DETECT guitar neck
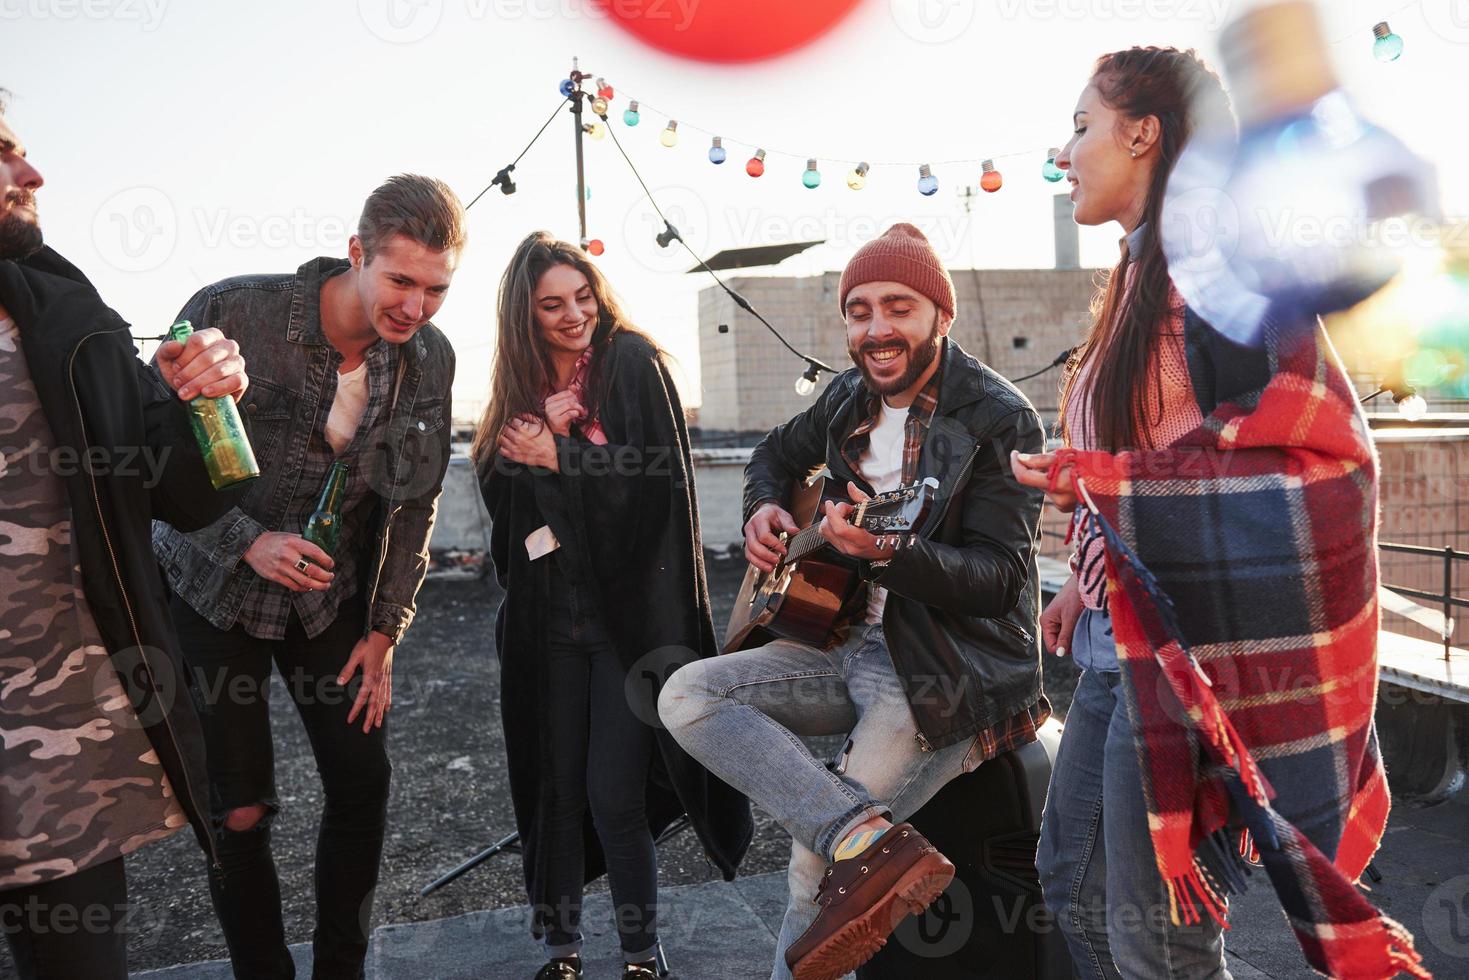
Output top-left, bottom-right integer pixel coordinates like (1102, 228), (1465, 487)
(784, 525), (830, 565)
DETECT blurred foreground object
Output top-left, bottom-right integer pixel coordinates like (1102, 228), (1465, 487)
(1162, 0), (1439, 346)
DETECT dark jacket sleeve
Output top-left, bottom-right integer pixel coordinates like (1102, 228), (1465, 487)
(869, 406), (1045, 617)
(136, 345), (243, 532)
(369, 357), (456, 644)
(742, 373), (851, 526)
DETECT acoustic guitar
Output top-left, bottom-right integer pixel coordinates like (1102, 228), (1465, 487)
(723, 475), (939, 654)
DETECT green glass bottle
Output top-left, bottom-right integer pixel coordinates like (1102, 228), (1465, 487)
(303, 461), (349, 557)
(166, 319), (260, 490)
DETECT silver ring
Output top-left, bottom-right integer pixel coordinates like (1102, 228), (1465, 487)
(295, 558), (310, 573)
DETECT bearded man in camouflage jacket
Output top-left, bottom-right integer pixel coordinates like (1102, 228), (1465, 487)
(0, 91), (252, 980)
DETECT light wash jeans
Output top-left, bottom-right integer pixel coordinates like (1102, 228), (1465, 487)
(658, 624), (980, 980)
(1036, 609), (1232, 980)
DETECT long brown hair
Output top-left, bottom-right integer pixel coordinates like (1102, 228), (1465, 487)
(470, 231), (660, 466)
(1057, 47), (1233, 451)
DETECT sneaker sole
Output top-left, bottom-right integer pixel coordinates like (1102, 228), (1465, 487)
(789, 852), (956, 980)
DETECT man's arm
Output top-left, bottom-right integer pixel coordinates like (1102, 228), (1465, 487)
(368, 370), (455, 643)
(868, 407), (1045, 617)
(743, 373), (850, 525)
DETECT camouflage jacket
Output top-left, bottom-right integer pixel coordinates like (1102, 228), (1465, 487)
(0, 247), (240, 873)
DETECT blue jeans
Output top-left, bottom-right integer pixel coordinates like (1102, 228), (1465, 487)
(658, 624), (981, 980)
(1036, 610), (1231, 980)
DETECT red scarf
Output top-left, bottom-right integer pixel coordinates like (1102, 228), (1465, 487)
(544, 346), (607, 445)
(1053, 319), (1427, 980)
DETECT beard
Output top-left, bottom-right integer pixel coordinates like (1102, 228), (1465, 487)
(849, 312), (943, 397)
(0, 192), (43, 261)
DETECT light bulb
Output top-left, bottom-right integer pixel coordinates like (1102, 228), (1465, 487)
(623, 101), (640, 126)
(559, 78), (575, 98)
(795, 364), (820, 396)
(802, 159), (821, 189)
(591, 96), (609, 116)
(917, 164), (938, 197)
(747, 149), (766, 178)
(708, 136), (727, 165)
(596, 78), (614, 100)
(1372, 22), (1403, 63)
(660, 120), (679, 148)
(1397, 392), (1427, 420)
(980, 159), (1003, 192)
(584, 123), (605, 141)
(586, 239), (605, 256)
(847, 162), (870, 190)
(1161, 2), (1438, 346)
(1042, 148), (1065, 182)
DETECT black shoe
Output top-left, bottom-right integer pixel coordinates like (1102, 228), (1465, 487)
(622, 963), (660, 980)
(535, 958), (583, 980)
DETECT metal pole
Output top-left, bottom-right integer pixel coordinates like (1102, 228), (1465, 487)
(570, 59), (589, 245)
(1445, 546), (1454, 662)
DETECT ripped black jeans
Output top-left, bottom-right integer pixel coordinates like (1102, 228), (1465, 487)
(170, 591), (390, 980)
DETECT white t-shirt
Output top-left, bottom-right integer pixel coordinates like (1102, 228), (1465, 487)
(325, 361), (369, 455)
(0, 317), (15, 351)
(855, 399), (908, 625)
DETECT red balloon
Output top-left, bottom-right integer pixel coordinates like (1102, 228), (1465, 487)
(593, 0), (864, 63)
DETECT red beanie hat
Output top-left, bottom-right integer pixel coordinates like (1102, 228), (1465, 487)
(838, 222), (956, 318)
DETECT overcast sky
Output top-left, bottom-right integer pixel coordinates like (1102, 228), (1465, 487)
(5, 0), (1463, 415)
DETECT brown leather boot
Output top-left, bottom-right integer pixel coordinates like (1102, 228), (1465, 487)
(783, 823), (955, 980)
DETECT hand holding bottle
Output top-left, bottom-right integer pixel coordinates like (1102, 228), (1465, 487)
(243, 532), (335, 593)
(156, 326), (248, 402)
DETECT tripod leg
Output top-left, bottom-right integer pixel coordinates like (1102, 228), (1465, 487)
(419, 831), (523, 897)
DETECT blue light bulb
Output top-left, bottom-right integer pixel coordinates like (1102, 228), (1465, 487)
(1042, 148), (1064, 183)
(623, 100), (640, 126)
(917, 164), (938, 196)
(1372, 22), (1403, 62)
(709, 137), (727, 164)
(559, 78), (575, 98)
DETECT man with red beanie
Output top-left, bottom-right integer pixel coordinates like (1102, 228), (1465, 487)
(660, 223), (1048, 980)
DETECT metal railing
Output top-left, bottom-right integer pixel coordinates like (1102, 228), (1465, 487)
(1379, 541), (1469, 661)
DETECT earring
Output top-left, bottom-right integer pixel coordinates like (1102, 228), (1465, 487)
(1131, 149), (1138, 158)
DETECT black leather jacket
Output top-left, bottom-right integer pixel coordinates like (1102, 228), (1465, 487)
(743, 339), (1046, 750)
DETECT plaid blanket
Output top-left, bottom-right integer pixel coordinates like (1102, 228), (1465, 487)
(1053, 317), (1428, 979)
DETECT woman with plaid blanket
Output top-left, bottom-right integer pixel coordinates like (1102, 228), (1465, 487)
(1010, 47), (1427, 980)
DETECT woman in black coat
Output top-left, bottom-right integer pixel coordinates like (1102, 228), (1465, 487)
(474, 232), (753, 980)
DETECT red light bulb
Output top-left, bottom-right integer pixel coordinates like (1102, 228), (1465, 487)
(746, 148), (767, 177)
(587, 239), (605, 256)
(980, 159), (1003, 193)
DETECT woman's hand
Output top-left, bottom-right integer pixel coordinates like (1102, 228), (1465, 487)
(1042, 573), (1084, 656)
(543, 390), (587, 438)
(1010, 450), (1077, 512)
(497, 414), (559, 472)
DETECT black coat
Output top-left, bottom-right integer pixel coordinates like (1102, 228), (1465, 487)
(0, 247), (243, 865)
(480, 331), (753, 936)
(744, 339), (1047, 749)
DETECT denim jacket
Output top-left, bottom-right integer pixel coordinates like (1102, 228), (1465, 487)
(152, 257), (455, 643)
